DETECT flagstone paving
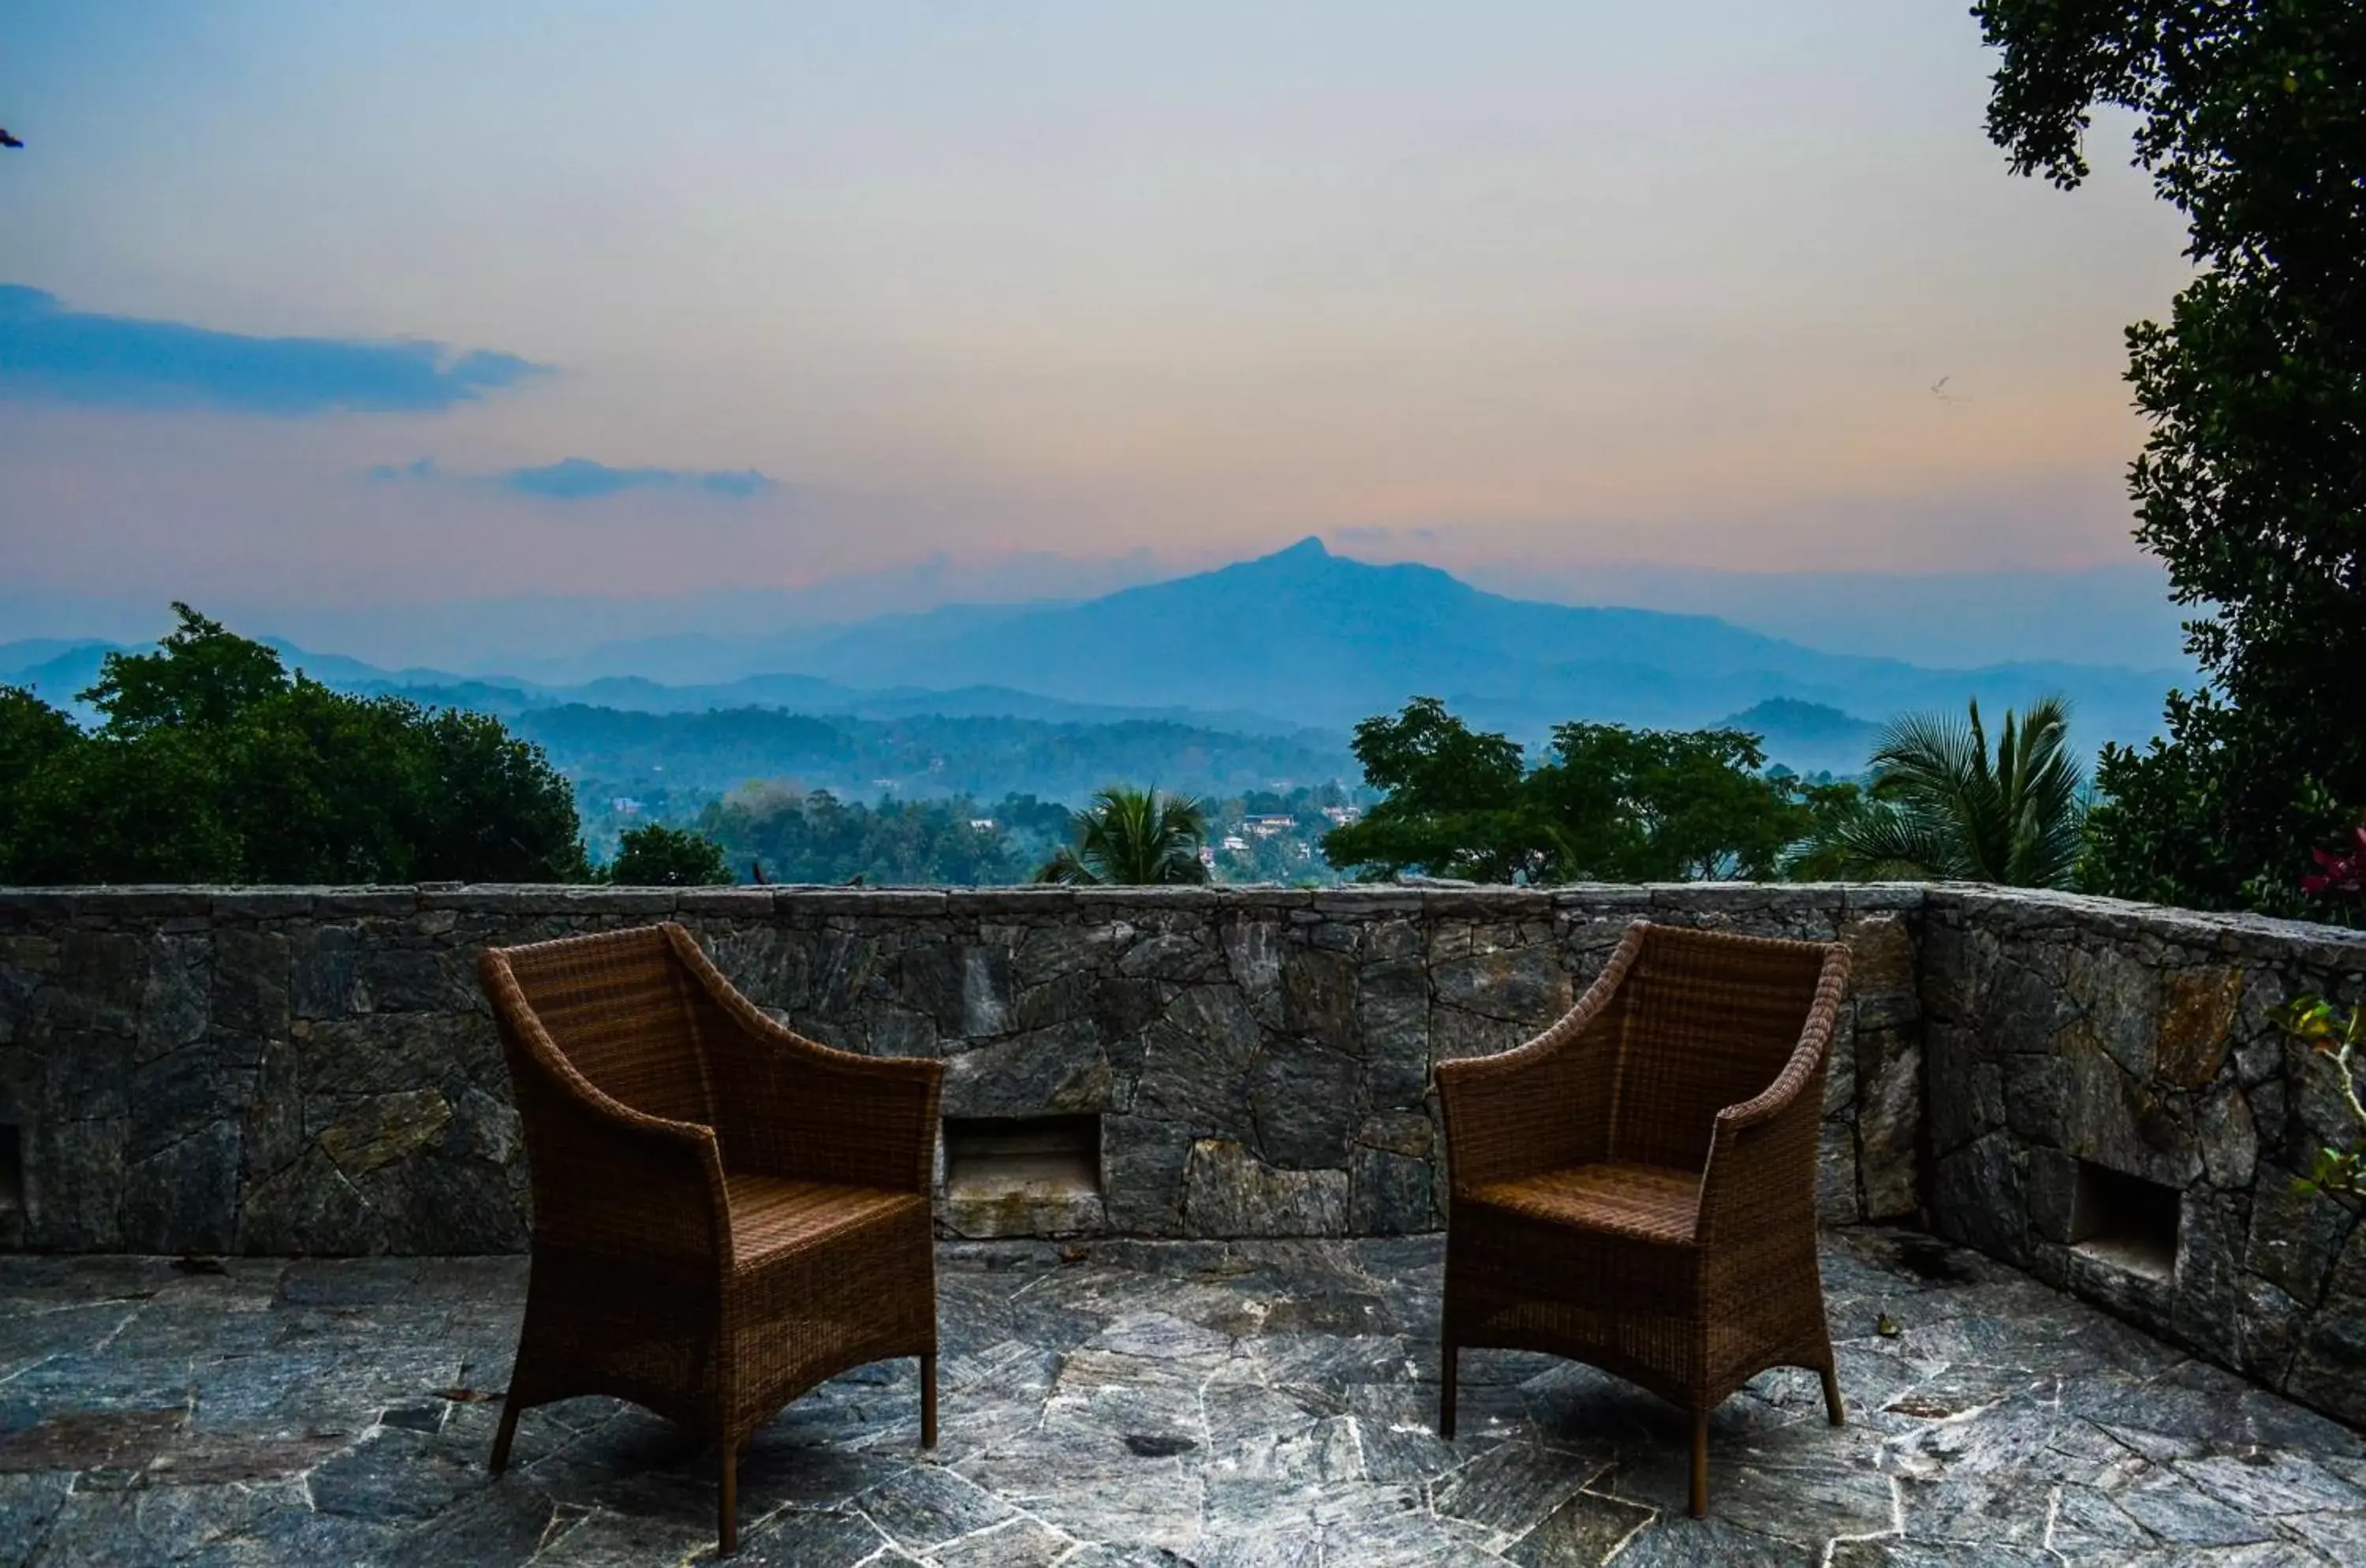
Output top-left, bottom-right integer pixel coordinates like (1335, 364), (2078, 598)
(3, 1227), (2364, 1566)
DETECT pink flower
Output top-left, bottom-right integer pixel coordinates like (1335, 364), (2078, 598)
(2303, 818), (2366, 897)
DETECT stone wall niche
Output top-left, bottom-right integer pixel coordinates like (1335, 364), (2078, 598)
(0, 1123), (21, 1241)
(940, 1114), (1103, 1240)
(2068, 1159), (2180, 1283)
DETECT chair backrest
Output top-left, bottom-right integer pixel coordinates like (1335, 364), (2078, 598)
(486, 924), (716, 1128)
(1606, 924), (1840, 1171)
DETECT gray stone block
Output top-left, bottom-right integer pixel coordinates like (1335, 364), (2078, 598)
(1132, 986), (1261, 1131)
(1179, 1139), (1347, 1238)
(1247, 1043), (1360, 1170)
(1349, 1147), (1435, 1235)
(941, 1022), (1111, 1118)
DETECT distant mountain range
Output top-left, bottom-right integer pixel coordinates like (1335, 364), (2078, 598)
(2, 538), (2187, 784)
(664, 538), (2181, 750)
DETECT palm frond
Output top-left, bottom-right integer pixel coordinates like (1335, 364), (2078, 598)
(1844, 693), (2084, 889)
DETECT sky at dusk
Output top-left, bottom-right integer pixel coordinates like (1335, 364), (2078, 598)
(2, 2), (2197, 649)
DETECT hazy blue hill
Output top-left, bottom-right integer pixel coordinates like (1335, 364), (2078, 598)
(1715, 699), (1883, 776)
(8, 539), (2181, 762)
(1, 642), (127, 715)
(329, 664), (1313, 736)
(0, 638), (126, 678)
(771, 538), (2181, 752)
(547, 599), (1073, 686)
(511, 705), (1353, 804)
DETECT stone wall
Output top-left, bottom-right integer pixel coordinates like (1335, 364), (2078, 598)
(0, 883), (1921, 1257)
(9, 880), (2362, 1423)
(1923, 887), (2366, 1428)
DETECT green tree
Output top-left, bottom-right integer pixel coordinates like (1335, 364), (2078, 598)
(697, 785), (1024, 885)
(1320, 698), (1546, 882)
(1808, 696), (2085, 887)
(403, 706), (590, 882)
(1323, 699), (1819, 883)
(0, 685), (82, 872)
(0, 606), (588, 885)
(1528, 723), (1808, 881)
(607, 823), (733, 886)
(1976, 2), (2366, 913)
(1036, 786), (1209, 886)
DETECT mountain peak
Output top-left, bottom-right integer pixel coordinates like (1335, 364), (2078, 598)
(1270, 536), (1330, 562)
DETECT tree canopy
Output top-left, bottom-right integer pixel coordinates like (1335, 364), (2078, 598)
(1975, 1), (2366, 915)
(606, 823), (733, 887)
(1321, 698), (1847, 884)
(697, 784), (1028, 887)
(0, 606), (587, 885)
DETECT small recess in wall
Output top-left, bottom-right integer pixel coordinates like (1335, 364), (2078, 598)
(943, 1115), (1100, 1203)
(2069, 1159), (2180, 1282)
(0, 1124), (21, 1217)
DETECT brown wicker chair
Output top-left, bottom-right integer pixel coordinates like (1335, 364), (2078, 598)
(1435, 920), (1851, 1517)
(477, 923), (943, 1556)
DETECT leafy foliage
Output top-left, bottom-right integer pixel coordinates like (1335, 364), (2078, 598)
(1807, 696), (2085, 887)
(1036, 786), (1210, 886)
(2269, 995), (2366, 1199)
(0, 606), (588, 885)
(1322, 698), (1834, 883)
(1320, 699), (1540, 883)
(696, 784), (1028, 886)
(606, 823), (732, 887)
(1529, 723), (1823, 882)
(0, 685), (80, 873)
(1976, 2), (2366, 914)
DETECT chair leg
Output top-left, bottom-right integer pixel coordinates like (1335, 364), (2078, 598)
(488, 1394), (521, 1477)
(1689, 1409), (1709, 1518)
(1438, 1339), (1457, 1439)
(1819, 1361), (1846, 1427)
(718, 1436), (739, 1558)
(921, 1353), (939, 1450)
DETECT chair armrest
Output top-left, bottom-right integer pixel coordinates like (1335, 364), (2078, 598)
(1695, 950), (1849, 1245)
(1437, 925), (1646, 1193)
(668, 929), (944, 1194)
(494, 1000), (730, 1279)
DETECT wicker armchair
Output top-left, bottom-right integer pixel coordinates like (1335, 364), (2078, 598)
(477, 923), (943, 1556)
(1435, 921), (1851, 1517)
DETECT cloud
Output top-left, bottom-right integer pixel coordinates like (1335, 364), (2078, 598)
(0, 283), (547, 414)
(501, 457), (778, 501)
(364, 454), (779, 502)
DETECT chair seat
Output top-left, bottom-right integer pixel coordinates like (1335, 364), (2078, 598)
(722, 1174), (929, 1271)
(1465, 1161), (1702, 1245)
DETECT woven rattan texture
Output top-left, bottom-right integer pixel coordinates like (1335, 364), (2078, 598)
(1436, 920), (1851, 1512)
(477, 922), (943, 1553)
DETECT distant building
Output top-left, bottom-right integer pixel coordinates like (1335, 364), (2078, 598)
(970, 818), (996, 831)
(610, 797), (644, 816)
(1247, 814), (1295, 838)
(1197, 846), (1216, 868)
(1322, 805), (1360, 826)
(1222, 834), (1250, 853)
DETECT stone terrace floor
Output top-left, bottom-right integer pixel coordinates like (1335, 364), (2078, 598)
(4, 1230), (2364, 1567)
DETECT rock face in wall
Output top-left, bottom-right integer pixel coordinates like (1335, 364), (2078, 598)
(0, 883), (1914, 1256)
(1923, 887), (2366, 1430)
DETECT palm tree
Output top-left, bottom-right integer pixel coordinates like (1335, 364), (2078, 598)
(1809, 695), (2085, 887)
(1035, 786), (1210, 886)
